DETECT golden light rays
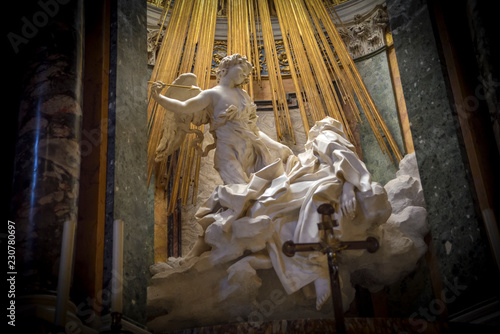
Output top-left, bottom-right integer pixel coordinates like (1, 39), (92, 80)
(147, 0), (403, 219)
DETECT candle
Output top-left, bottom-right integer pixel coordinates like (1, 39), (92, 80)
(112, 220), (124, 313)
(55, 220), (77, 327)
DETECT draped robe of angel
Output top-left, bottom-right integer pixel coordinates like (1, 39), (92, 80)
(150, 54), (391, 311)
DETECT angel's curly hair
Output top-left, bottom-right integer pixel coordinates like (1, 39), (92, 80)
(215, 54), (253, 87)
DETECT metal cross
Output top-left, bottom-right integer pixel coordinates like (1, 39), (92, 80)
(282, 203), (380, 334)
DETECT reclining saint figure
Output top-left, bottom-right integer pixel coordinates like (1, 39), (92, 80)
(150, 54), (392, 311)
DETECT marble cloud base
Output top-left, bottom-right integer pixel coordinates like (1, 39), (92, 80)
(147, 259), (335, 332)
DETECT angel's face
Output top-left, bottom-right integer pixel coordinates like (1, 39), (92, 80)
(227, 63), (250, 86)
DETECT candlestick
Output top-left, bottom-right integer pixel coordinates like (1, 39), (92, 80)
(55, 220), (77, 327)
(112, 220), (124, 313)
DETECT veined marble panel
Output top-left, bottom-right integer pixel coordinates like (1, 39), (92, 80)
(103, 0), (154, 325)
(354, 51), (404, 185)
(386, 0), (499, 317)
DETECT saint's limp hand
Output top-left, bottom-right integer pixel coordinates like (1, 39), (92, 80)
(340, 182), (356, 219)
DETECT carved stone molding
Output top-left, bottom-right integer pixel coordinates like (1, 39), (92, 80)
(146, 3), (391, 67)
(210, 40), (290, 76)
(338, 5), (390, 59)
(147, 28), (164, 66)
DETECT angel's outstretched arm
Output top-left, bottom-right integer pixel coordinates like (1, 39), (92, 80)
(151, 81), (212, 115)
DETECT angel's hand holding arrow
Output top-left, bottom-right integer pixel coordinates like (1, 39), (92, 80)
(150, 81), (167, 96)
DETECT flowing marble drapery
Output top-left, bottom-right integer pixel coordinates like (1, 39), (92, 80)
(195, 117), (391, 299)
(147, 118), (429, 332)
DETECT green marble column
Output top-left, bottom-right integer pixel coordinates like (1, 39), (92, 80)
(11, 0), (83, 296)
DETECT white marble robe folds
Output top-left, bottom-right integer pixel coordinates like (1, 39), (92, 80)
(195, 117), (392, 298)
(147, 117), (430, 332)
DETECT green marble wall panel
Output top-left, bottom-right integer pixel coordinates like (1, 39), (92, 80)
(104, 0), (154, 326)
(348, 49), (435, 319)
(355, 50), (405, 185)
(386, 0), (499, 321)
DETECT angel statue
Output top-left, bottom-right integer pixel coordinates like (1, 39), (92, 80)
(151, 53), (293, 184)
(149, 54), (392, 313)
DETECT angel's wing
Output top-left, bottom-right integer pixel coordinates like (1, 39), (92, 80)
(155, 73), (208, 162)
